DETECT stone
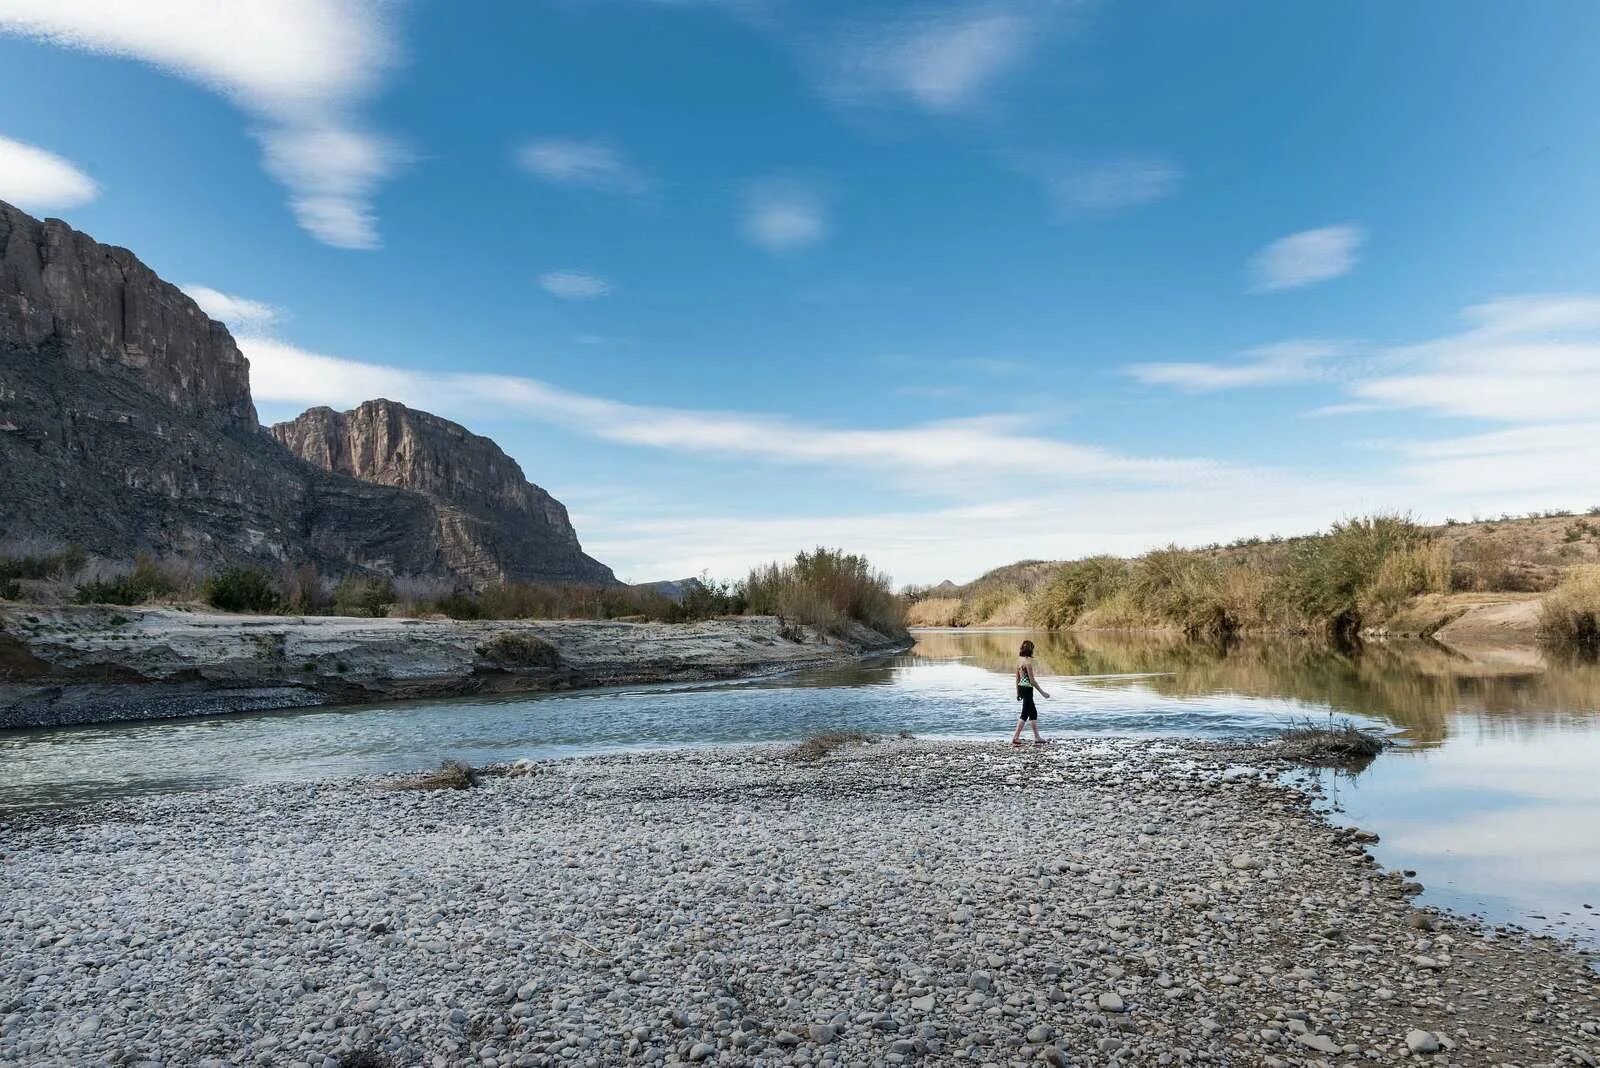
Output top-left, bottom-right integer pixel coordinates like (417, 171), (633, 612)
(1405, 1029), (1441, 1054)
(1097, 993), (1126, 1013)
(688, 1042), (715, 1061)
(1293, 1033), (1339, 1054)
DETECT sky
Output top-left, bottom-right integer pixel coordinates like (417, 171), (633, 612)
(2, 0), (1599, 586)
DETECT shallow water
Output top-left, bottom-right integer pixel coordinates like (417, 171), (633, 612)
(3, 628), (1598, 951)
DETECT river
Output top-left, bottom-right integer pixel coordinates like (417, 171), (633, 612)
(3, 627), (1597, 954)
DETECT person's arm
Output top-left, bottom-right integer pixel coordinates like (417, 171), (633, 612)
(1034, 665), (1050, 698)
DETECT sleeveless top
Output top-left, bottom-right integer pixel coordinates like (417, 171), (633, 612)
(1016, 657), (1034, 688)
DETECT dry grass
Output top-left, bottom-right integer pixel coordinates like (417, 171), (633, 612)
(1538, 568), (1600, 646)
(394, 759), (480, 791)
(1276, 720), (1387, 769)
(904, 597), (964, 628)
(786, 731), (877, 762)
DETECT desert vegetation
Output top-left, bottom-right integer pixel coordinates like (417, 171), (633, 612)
(0, 541), (906, 638)
(1538, 568), (1600, 646)
(910, 510), (1599, 641)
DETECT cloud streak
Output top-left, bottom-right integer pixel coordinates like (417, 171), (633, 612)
(1128, 341), (1342, 392)
(0, 1), (405, 248)
(823, 2), (1037, 113)
(0, 134), (98, 211)
(538, 270), (612, 300)
(1249, 224), (1365, 292)
(1052, 156), (1180, 214)
(516, 138), (649, 195)
(181, 284), (280, 330)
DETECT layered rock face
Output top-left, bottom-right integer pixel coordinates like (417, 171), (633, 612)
(0, 200), (614, 586)
(273, 402), (614, 585)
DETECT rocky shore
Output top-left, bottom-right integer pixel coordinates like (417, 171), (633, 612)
(2, 739), (1596, 1067)
(0, 606), (908, 729)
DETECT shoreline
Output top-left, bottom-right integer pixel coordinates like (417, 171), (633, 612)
(0, 605), (910, 731)
(2, 738), (1595, 1066)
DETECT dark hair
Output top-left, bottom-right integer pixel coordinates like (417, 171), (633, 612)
(1019, 640), (1035, 657)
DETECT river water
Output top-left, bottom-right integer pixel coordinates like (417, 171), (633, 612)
(3, 628), (1598, 953)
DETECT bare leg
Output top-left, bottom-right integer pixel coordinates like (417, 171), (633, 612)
(1011, 718), (1024, 745)
(1031, 718), (1045, 742)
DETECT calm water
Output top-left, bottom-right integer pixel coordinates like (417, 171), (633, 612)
(3, 629), (1598, 953)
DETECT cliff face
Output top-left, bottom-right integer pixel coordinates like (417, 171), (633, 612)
(273, 402), (614, 585)
(0, 200), (614, 587)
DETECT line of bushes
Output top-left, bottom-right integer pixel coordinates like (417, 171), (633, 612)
(913, 515), (1453, 639)
(1, 542), (905, 637)
(1538, 568), (1600, 646)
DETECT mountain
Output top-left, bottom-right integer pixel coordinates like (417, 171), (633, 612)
(0, 199), (613, 586)
(272, 401), (614, 585)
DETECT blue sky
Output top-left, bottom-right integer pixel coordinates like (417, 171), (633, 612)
(3, 1), (1599, 584)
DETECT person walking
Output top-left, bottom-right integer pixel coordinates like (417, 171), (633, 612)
(1011, 639), (1050, 746)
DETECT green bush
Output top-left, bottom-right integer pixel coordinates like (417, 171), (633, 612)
(0, 544), (86, 584)
(1275, 515), (1432, 634)
(204, 566), (283, 613)
(72, 554), (172, 606)
(1029, 556), (1129, 628)
(742, 547), (905, 637)
(1539, 569), (1600, 646)
(333, 576), (396, 618)
(0, 578), (19, 601)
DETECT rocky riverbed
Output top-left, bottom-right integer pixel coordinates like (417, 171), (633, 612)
(0, 606), (907, 729)
(2, 739), (1597, 1067)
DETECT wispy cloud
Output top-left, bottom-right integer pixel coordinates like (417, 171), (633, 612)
(0, 134), (98, 211)
(516, 138), (649, 195)
(742, 179), (828, 253)
(241, 334), (1230, 492)
(1341, 296), (1600, 422)
(0, 1), (405, 249)
(1249, 224), (1365, 292)
(538, 270), (611, 301)
(823, 2), (1039, 113)
(180, 284), (280, 330)
(1128, 341), (1343, 392)
(1052, 156), (1180, 214)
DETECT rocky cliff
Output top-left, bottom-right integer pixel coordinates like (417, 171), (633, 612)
(0, 200), (613, 586)
(273, 401), (614, 585)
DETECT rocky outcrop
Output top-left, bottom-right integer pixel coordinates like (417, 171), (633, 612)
(0, 605), (909, 728)
(272, 401), (613, 586)
(0, 200), (613, 585)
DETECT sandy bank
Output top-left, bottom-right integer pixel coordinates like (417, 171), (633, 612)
(0, 606), (908, 730)
(2, 739), (1596, 1067)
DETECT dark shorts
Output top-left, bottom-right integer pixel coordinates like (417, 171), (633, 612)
(1017, 686), (1038, 720)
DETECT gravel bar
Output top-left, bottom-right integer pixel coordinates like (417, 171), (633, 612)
(2, 739), (1597, 1067)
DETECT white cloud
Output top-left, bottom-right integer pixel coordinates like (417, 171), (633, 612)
(1128, 341), (1342, 392)
(1053, 157), (1180, 214)
(742, 180), (827, 253)
(0, 134), (98, 211)
(0, 1), (404, 248)
(1249, 224), (1365, 292)
(180, 284), (280, 330)
(538, 270), (611, 301)
(825, 2), (1035, 113)
(516, 138), (648, 195)
(1346, 295), (1600, 422)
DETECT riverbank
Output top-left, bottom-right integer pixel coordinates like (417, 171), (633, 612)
(3, 739), (1595, 1067)
(0, 606), (908, 729)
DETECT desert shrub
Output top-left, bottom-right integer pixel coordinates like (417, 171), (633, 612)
(1029, 556), (1129, 628)
(904, 597), (963, 628)
(1275, 515), (1432, 634)
(333, 576), (396, 618)
(1538, 569), (1600, 646)
(1359, 541), (1451, 620)
(742, 548), (904, 637)
(0, 578), (19, 600)
(475, 632), (562, 670)
(669, 576), (745, 622)
(0, 543), (87, 584)
(204, 566), (282, 613)
(1124, 547), (1233, 638)
(1457, 535), (1510, 592)
(279, 563), (331, 615)
(72, 553), (172, 606)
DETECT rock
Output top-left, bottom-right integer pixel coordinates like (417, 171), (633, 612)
(809, 1023), (837, 1044)
(1026, 1025), (1053, 1043)
(1294, 1033), (1340, 1054)
(1405, 1029), (1441, 1054)
(0, 200), (613, 588)
(1097, 993), (1126, 1013)
(688, 1042), (715, 1061)
(910, 994), (935, 1012)
(1231, 854), (1263, 871)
